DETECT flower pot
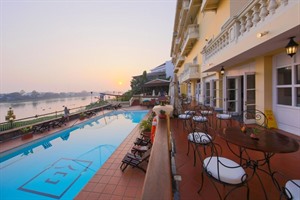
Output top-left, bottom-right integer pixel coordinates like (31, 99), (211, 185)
(159, 114), (166, 119)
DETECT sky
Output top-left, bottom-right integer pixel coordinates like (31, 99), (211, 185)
(0, 0), (176, 94)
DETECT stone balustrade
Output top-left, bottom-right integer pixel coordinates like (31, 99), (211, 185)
(203, 0), (291, 61)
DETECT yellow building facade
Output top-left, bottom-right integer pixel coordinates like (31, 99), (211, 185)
(171, 0), (300, 135)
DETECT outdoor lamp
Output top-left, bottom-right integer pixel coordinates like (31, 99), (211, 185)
(285, 37), (298, 57)
(220, 66), (225, 75)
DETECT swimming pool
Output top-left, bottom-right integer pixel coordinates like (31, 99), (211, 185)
(0, 110), (148, 200)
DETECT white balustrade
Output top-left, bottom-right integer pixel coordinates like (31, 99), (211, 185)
(203, 0), (291, 61)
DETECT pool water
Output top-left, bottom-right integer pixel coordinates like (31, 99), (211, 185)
(0, 110), (148, 200)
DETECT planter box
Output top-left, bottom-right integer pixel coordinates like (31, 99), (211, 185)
(21, 133), (33, 140)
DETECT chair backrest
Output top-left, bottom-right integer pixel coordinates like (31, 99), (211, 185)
(237, 109), (268, 128)
(272, 171), (300, 200)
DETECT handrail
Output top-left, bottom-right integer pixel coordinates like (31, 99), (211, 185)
(0, 102), (110, 132)
(141, 118), (173, 200)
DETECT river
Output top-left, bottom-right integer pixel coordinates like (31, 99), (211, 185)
(0, 97), (95, 123)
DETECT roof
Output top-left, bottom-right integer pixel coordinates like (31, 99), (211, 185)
(143, 79), (170, 87)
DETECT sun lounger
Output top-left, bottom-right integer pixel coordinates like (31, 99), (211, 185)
(32, 122), (51, 133)
(51, 117), (67, 128)
(120, 150), (150, 172)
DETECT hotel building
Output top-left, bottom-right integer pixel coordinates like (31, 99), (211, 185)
(170, 0), (300, 135)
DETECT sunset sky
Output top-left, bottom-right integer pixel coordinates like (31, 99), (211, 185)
(0, 0), (176, 93)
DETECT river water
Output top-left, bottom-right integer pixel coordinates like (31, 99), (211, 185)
(0, 97), (94, 123)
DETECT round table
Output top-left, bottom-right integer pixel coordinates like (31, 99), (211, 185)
(218, 127), (299, 153)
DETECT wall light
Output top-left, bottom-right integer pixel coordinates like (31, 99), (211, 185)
(285, 37), (298, 57)
(220, 66), (225, 75)
(256, 31), (269, 38)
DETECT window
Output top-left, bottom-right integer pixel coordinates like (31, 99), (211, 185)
(205, 82), (210, 105)
(277, 67), (291, 85)
(193, 56), (198, 64)
(276, 65), (300, 107)
(196, 81), (201, 102)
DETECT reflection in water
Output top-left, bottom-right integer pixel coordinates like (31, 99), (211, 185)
(31, 101), (39, 108)
(0, 97), (92, 123)
(10, 103), (26, 108)
(61, 133), (70, 141)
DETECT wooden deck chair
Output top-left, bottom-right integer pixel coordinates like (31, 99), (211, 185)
(120, 149), (151, 172)
(51, 117), (66, 128)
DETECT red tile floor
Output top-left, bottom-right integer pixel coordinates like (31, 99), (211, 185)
(170, 118), (300, 200)
(1, 106), (300, 200)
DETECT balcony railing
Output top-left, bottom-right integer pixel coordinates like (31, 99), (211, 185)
(175, 54), (185, 68)
(141, 117), (174, 200)
(181, 24), (199, 56)
(177, 0), (190, 37)
(202, 0), (293, 61)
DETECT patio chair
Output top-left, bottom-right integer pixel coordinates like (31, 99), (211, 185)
(272, 171), (300, 200)
(32, 122), (51, 133)
(120, 149), (151, 172)
(85, 110), (96, 118)
(51, 117), (67, 128)
(197, 128), (250, 200)
(131, 141), (152, 157)
(177, 98), (194, 130)
(192, 105), (211, 132)
(237, 109), (268, 128)
(134, 131), (152, 146)
(216, 112), (232, 128)
(187, 126), (216, 166)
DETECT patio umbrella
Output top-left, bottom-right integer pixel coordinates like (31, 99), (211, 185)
(169, 75), (180, 117)
(152, 90), (155, 96)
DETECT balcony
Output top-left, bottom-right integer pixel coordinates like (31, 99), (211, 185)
(177, 0), (190, 37)
(175, 54), (185, 68)
(201, 0), (220, 12)
(180, 24), (199, 56)
(202, 0), (300, 72)
(180, 63), (200, 83)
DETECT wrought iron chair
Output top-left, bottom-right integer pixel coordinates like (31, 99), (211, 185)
(177, 97), (194, 130)
(216, 112), (232, 128)
(187, 123), (215, 166)
(192, 104), (212, 132)
(237, 109), (269, 128)
(272, 171), (300, 200)
(197, 128), (250, 200)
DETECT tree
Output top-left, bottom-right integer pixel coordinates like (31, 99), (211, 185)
(31, 90), (39, 99)
(130, 71), (148, 94)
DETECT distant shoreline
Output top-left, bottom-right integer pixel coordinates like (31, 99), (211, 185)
(0, 95), (90, 104)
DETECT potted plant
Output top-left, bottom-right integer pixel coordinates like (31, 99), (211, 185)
(139, 119), (152, 136)
(20, 126), (33, 140)
(159, 110), (166, 119)
(250, 127), (260, 140)
(79, 112), (86, 120)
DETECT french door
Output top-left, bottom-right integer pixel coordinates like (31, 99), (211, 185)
(224, 76), (242, 115)
(244, 73), (256, 123)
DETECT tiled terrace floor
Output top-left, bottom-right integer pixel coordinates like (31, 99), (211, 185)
(171, 118), (300, 200)
(1, 106), (300, 200)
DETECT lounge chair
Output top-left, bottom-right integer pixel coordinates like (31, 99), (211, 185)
(51, 117), (67, 128)
(120, 149), (151, 172)
(32, 122), (51, 133)
(85, 110), (96, 118)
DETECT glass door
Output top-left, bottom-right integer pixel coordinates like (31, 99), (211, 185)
(212, 79), (223, 109)
(204, 82), (211, 106)
(225, 77), (242, 114)
(244, 73), (256, 123)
